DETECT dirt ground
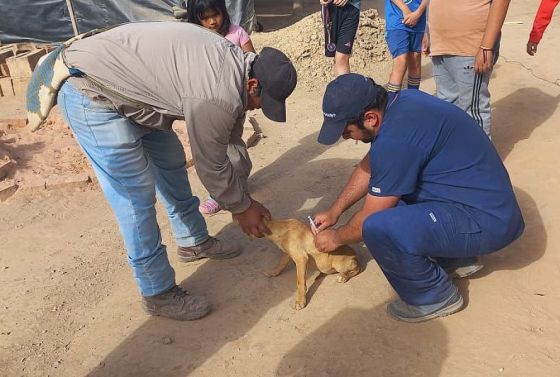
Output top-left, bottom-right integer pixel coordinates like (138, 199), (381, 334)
(1, 1), (560, 376)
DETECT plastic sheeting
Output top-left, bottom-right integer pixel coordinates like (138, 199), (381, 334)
(0, 0), (255, 44)
(226, 0), (256, 34)
(173, 1), (256, 33)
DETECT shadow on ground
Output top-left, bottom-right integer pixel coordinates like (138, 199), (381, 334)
(85, 133), (370, 376)
(493, 87), (559, 159)
(0, 138), (45, 178)
(275, 303), (448, 377)
(83, 87), (550, 375)
(272, 188), (545, 377)
(478, 187), (546, 277)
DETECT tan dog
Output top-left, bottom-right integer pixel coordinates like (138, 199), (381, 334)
(263, 218), (360, 310)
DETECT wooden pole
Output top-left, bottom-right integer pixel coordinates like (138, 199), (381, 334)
(65, 0), (80, 36)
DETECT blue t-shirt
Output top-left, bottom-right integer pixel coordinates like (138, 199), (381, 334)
(385, 0), (426, 32)
(368, 90), (523, 245)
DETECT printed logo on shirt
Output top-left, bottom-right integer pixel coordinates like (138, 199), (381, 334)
(429, 212), (437, 222)
(323, 112), (336, 118)
(370, 186), (381, 194)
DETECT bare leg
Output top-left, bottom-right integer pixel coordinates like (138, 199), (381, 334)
(388, 53), (408, 86)
(333, 51), (350, 76)
(407, 52), (422, 89)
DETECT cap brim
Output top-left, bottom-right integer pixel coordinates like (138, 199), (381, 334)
(317, 117), (346, 145)
(261, 91), (286, 123)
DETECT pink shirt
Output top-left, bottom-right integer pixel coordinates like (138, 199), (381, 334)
(224, 24), (250, 48)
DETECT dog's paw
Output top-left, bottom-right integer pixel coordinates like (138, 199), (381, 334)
(263, 269), (280, 277)
(293, 300), (307, 310)
(336, 274), (350, 283)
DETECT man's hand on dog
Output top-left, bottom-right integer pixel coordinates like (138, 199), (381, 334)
(233, 199), (271, 238)
(312, 210), (339, 233)
(314, 229), (342, 253)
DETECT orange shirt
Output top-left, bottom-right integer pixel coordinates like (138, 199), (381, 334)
(428, 0), (492, 56)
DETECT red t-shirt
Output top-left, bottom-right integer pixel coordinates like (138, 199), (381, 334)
(529, 0), (560, 44)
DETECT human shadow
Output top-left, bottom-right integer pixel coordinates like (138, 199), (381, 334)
(275, 303), (448, 377)
(85, 133), (372, 376)
(0, 138), (45, 178)
(414, 69), (559, 152)
(249, 133), (367, 217)
(492, 88), (559, 159)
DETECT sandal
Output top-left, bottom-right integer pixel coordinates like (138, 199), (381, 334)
(199, 197), (221, 215)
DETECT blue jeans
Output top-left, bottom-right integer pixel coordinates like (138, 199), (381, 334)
(58, 81), (208, 296)
(362, 202), (485, 306)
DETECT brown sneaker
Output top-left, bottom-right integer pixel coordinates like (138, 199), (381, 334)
(142, 285), (210, 321)
(177, 236), (241, 263)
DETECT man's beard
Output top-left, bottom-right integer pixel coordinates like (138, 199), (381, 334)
(357, 119), (376, 143)
(360, 130), (376, 143)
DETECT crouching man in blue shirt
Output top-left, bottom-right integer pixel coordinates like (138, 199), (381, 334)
(313, 73), (524, 322)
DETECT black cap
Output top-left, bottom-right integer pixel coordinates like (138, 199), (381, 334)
(318, 73), (381, 145)
(252, 47), (297, 122)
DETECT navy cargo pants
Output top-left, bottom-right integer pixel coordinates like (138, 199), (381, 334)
(362, 201), (523, 306)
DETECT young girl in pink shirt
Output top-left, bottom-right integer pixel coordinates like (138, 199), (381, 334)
(187, 0), (256, 214)
(187, 0), (256, 53)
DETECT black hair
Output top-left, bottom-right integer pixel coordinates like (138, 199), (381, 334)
(348, 78), (388, 129)
(186, 0), (231, 37)
(362, 78), (388, 113)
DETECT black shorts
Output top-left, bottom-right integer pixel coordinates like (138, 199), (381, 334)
(324, 3), (359, 57)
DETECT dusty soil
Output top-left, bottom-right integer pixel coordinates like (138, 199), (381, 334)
(2, 2), (560, 377)
(0, 108), (193, 190)
(252, 9), (392, 90)
(0, 108), (91, 184)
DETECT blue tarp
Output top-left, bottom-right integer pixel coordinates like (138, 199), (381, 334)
(0, 0), (255, 44)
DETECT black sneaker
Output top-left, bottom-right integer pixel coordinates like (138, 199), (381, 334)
(177, 237), (241, 263)
(142, 285), (210, 321)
